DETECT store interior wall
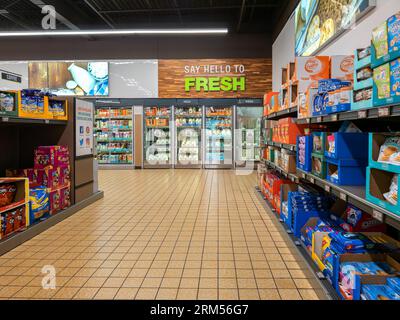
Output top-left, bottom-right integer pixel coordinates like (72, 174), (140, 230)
(272, 0), (400, 91)
(0, 34), (272, 61)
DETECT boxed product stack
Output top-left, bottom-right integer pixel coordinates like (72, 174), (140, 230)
(371, 12), (400, 106)
(282, 190), (331, 238)
(338, 253), (400, 300)
(366, 133), (400, 215)
(33, 146), (71, 216)
(7, 145), (71, 222)
(352, 47), (373, 110)
(312, 79), (352, 116)
(0, 178), (29, 239)
(296, 55), (354, 118)
(272, 117), (305, 145)
(324, 122), (368, 186)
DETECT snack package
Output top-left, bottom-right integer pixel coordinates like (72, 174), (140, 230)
(388, 13), (400, 54)
(391, 58), (400, 96)
(383, 174), (398, 205)
(0, 184), (16, 207)
(29, 187), (49, 222)
(362, 284), (400, 300)
(377, 136), (400, 165)
(357, 66), (373, 82)
(357, 47), (371, 60)
(34, 146), (69, 169)
(372, 21), (389, 59)
(327, 134), (335, 154)
(373, 63), (391, 99)
(37, 167), (61, 190)
(0, 92), (15, 112)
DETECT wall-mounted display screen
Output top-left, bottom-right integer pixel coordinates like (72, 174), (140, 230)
(28, 61), (109, 96)
(295, 0), (375, 56)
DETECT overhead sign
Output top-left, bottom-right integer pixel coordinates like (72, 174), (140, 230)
(158, 59), (271, 98)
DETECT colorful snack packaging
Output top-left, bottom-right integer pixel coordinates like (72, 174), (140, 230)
(34, 146), (69, 169)
(0, 184), (16, 207)
(377, 136), (400, 165)
(372, 21), (389, 59)
(29, 187), (49, 222)
(362, 284), (400, 300)
(37, 167), (61, 190)
(383, 174), (398, 205)
(388, 13), (400, 54)
(390, 58), (400, 96)
(373, 63), (391, 99)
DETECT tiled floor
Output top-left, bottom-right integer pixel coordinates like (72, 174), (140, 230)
(0, 170), (327, 300)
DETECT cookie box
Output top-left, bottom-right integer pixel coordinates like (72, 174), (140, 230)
(34, 145), (70, 169)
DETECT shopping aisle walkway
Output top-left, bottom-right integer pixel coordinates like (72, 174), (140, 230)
(0, 170), (327, 300)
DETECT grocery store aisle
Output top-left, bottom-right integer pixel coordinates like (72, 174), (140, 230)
(0, 170), (327, 300)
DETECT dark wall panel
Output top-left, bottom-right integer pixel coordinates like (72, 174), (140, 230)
(0, 34), (272, 60)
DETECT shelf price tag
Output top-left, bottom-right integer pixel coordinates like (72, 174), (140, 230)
(331, 114), (338, 122)
(324, 185), (331, 192)
(306, 118), (311, 124)
(358, 110), (367, 119)
(45, 119), (49, 124)
(339, 192), (347, 201)
(316, 117), (322, 123)
(378, 107), (390, 117)
(309, 177), (315, 184)
(372, 210), (384, 222)
(301, 172), (306, 179)
(2, 117), (9, 122)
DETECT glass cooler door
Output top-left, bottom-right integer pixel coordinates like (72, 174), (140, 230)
(94, 106), (134, 167)
(175, 105), (203, 168)
(235, 106), (263, 167)
(204, 106), (233, 169)
(143, 106), (173, 168)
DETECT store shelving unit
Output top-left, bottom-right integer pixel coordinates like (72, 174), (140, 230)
(143, 105), (173, 168)
(94, 106), (134, 169)
(265, 106), (297, 120)
(204, 106), (234, 169)
(175, 102), (202, 169)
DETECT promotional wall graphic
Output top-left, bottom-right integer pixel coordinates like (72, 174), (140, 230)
(295, 0), (376, 56)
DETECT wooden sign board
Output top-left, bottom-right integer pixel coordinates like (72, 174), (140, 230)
(158, 59), (272, 98)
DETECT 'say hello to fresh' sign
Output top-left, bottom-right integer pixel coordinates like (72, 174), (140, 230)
(184, 64), (246, 92)
(158, 59), (271, 98)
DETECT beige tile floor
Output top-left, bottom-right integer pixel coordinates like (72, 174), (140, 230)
(0, 169), (328, 300)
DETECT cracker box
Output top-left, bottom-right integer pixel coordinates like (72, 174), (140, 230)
(372, 21), (389, 59)
(388, 13), (400, 54)
(34, 146), (69, 169)
(374, 63), (391, 99)
(294, 56), (330, 92)
(390, 58), (400, 96)
(331, 55), (354, 81)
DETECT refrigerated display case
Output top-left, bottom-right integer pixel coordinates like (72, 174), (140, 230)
(235, 106), (263, 167)
(175, 105), (202, 168)
(143, 106), (173, 168)
(204, 106), (233, 169)
(94, 107), (134, 168)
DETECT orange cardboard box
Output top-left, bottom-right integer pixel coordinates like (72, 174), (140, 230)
(263, 92), (280, 115)
(331, 55), (354, 81)
(294, 56), (330, 92)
